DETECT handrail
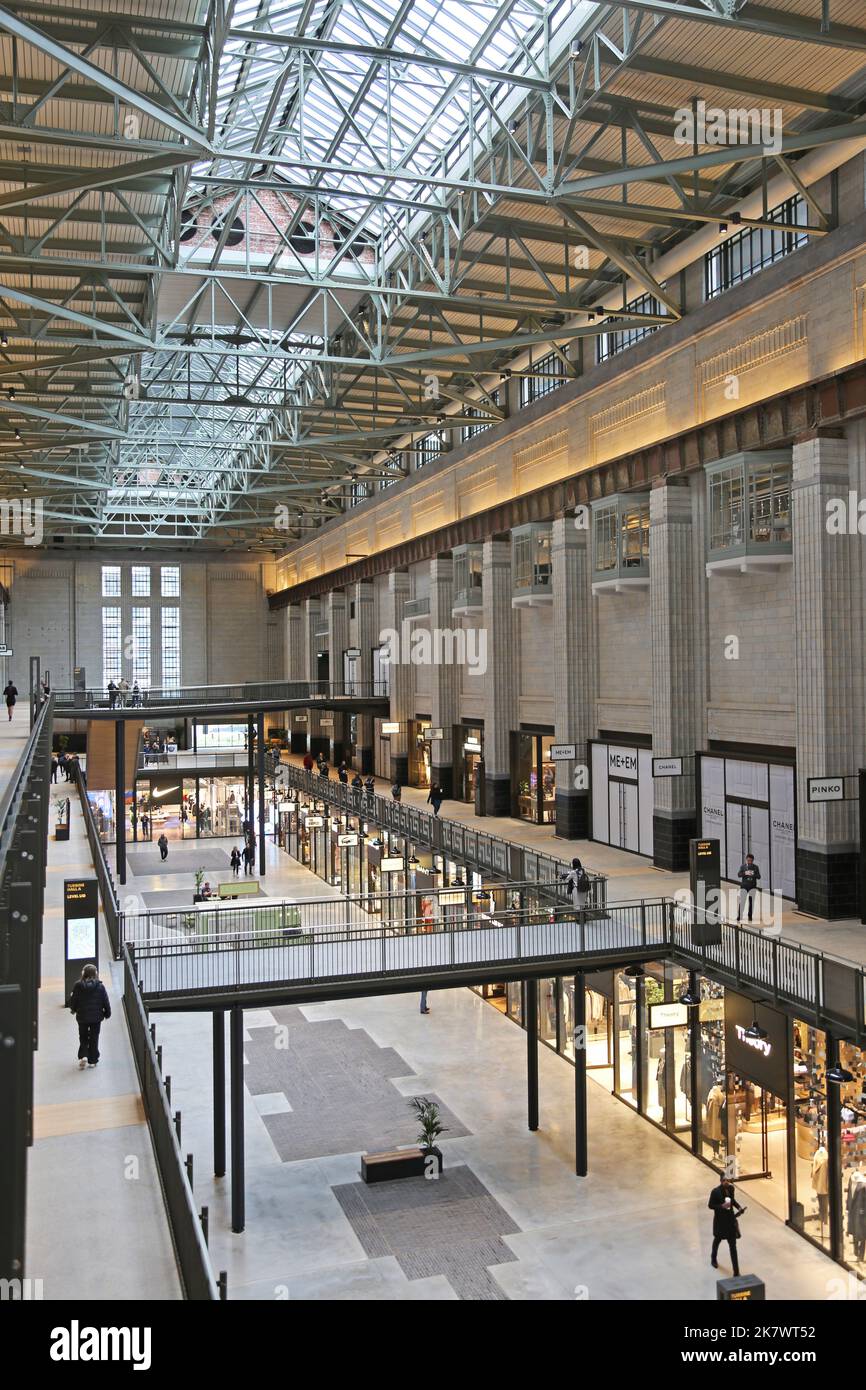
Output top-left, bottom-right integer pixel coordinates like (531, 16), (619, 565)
(280, 762), (608, 908)
(53, 679), (390, 711)
(0, 695), (52, 866)
(70, 762), (122, 959)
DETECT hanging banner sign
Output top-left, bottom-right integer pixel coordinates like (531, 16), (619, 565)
(304, 816), (324, 829)
(338, 833), (359, 847)
(381, 722), (400, 734)
(380, 856), (405, 872)
(549, 744), (576, 761)
(653, 757), (683, 777)
(807, 777), (844, 803)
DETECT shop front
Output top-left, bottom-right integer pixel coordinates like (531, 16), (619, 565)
(511, 728), (556, 825)
(408, 719), (433, 788)
(590, 737), (654, 856)
(457, 724), (483, 806)
(699, 750), (796, 900)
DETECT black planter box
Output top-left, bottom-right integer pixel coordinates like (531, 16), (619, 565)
(361, 1146), (443, 1183)
(54, 823), (70, 841)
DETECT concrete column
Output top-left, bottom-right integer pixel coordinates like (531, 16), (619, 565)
(551, 516), (594, 839)
(304, 597), (327, 758)
(429, 554), (458, 797)
(285, 604), (306, 752)
(382, 570), (412, 783)
(792, 433), (859, 916)
(650, 478), (702, 870)
(354, 582), (375, 773)
(326, 590), (348, 766)
(482, 537), (519, 815)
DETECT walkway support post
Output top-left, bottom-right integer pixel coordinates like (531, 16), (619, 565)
(525, 979), (538, 1132)
(257, 710), (266, 876)
(230, 1003), (245, 1233)
(115, 716), (126, 885)
(213, 1010), (226, 1178)
(246, 714), (255, 834)
(574, 973), (587, 1176)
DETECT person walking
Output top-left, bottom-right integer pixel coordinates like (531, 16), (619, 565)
(230, 846), (241, 877)
(242, 840), (254, 875)
(303, 751), (314, 773)
(51, 756), (58, 784)
(68, 963), (111, 1069)
(427, 782), (443, 817)
(131, 681), (142, 708)
(736, 854), (761, 923)
(338, 762), (349, 785)
(420, 990), (430, 1015)
(709, 1178), (745, 1275)
(107, 679), (118, 710)
(141, 812), (149, 838)
(364, 775), (375, 805)
(318, 760), (329, 779)
(4, 679), (18, 721)
(40, 677), (51, 705)
(157, 832), (168, 862)
(391, 781), (402, 802)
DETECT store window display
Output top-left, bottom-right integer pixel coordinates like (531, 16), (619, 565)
(699, 982), (726, 1161)
(838, 1042), (866, 1270)
(614, 971), (638, 1109)
(790, 1020), (831, 1251)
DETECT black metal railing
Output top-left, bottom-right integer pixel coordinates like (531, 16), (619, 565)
(130, 898), (668, 1002)
(70, 763), (122, 959)
(0, 694), (53, 1281)
(123, 953), (221, 1300)
(53, 679), (390, 712)
(120, 880), (601, 948)
(280, 764), (608, 911)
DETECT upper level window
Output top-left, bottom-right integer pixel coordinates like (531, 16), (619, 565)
(161, 565), (180, 597)
(414, 431), (444, 471)
(598, 293), (668, 363)
(461, 390), (501, 443)
(101, 565), (121, 597)
(705, 197), (808, 299)
(520, 352), (568, 407)
(131, 566), (150, 597)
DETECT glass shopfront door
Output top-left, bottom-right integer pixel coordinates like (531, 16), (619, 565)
(609, 778), (639, 852)
(725, 802), (770, 888)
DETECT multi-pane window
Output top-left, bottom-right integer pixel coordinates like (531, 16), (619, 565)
(101, 565), (121, 597)
(461, 390), (501, 443)
(520, 353), (568, 407)
(161, 608), (180, 687)
(102, 607), (121, 686)
(131, 566), (150, 597)
(131, 607), (151, 687)
(705, 197), (808, 300)
(347, 480), (371, 508)
(598, 293), (668, 362)
(413, 431), (444, 471)
(161, 565), (180, 597)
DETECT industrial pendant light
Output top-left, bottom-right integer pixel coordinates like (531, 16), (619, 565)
(624, 964), (645, 979)
(679, 985), (701, 1007)
(744, 1017), (768, 1041)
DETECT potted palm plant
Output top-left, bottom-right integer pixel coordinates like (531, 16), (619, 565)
(193, 866), (206, 903)
(410, 1096), (446, 1173)
(54, 796), (70, 841)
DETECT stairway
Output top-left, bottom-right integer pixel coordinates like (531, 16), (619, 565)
(85, 720), (144, 791)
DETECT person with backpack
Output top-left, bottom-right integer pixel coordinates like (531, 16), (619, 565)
(565, 857), (590, 912)
(157, 832), (168, 862)
(68, 963), (111, 1069)
(391, 782), (402, 802)
(338, 762), (349, 784)
(303, 751), (315, 773)
(427, 782), (443, 817)
(230, 846), (241, 877)
(4, 679), (18, 721)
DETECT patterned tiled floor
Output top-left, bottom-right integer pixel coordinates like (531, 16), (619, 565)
(333, 1166), (519, 1300)
(244, 1005), (470, 1161)
(126, 846), (233, 876)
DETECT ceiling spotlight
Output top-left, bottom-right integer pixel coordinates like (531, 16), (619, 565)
(570, 38), (584, 57)
(731, 211), (742, 224)
(0, 333), (7, 347)
(7, 388), (14, 400)
(587, 310), (595, 320)
(13, 429), (21, 440)
(718, 222), (728, 233)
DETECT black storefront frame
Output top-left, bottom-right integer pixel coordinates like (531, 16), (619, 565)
(511, 726), (556, 827)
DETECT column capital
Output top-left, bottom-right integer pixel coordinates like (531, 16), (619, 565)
(650, 477), (693, 524)
(792, 433), (850, 487)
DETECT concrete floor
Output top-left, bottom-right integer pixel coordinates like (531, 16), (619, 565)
(24, 783), (181, 1300)
(153, 983), (842, 1301)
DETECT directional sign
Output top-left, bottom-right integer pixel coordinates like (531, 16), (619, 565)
(807, 777), (845, 803)
(653, 757), (683, 777)
(0, 645), (12, 657)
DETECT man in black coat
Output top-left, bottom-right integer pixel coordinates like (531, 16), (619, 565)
(68, 963), (111, 1068)
(708, 1178), (745, 1275)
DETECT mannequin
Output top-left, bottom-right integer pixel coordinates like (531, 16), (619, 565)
(812, 1143), (829, 1224)
(847, 1167), (866, 1261)
(706, 1081), (725, 1153)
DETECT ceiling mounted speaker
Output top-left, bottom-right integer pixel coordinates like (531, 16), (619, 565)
(210, 215), (245, 247)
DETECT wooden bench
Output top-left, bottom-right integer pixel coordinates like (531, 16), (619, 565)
(361, 1147), (442, 1184)
(218, 880), (260, 900)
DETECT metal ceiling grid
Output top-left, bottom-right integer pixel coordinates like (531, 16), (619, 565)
(0, 0), (863, 545)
